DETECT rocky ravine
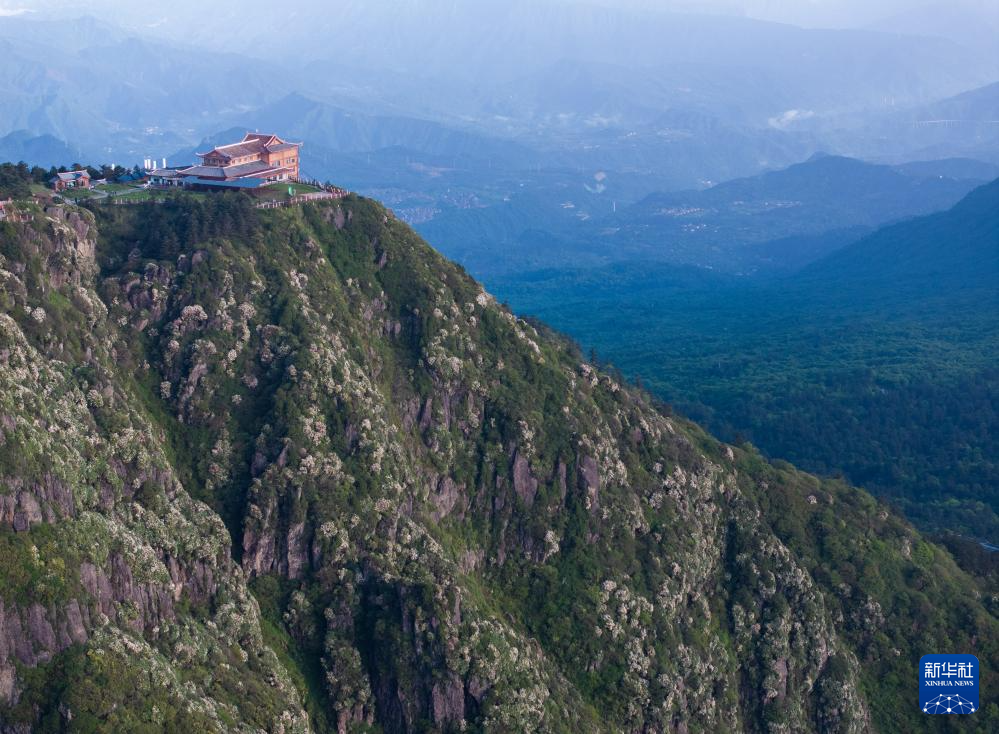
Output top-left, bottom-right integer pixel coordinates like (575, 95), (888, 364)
(0, 195), (995, 733)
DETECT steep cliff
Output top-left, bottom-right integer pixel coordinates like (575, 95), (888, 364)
(0, 194), (996, 733)
(0, 202), (309, 733)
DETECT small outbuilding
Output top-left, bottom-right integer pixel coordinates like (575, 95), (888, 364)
(50, 170), (92, 191)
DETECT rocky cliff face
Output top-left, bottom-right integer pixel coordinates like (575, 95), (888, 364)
(0, 204), (309, 733)
(0, 196), (996, 732)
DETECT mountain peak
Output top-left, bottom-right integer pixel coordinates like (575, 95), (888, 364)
(0, 192), (994, 731)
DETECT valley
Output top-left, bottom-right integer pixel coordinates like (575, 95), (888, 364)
(491, 181), (999, 545)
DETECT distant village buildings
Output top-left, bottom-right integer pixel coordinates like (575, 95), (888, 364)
(50, 170), (91, 191)
(148, 132), (302, 190)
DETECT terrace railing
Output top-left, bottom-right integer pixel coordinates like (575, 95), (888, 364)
(255, 189), (349, 210)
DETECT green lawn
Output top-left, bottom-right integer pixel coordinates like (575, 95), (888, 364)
(60, 187), (98, 200)
(108, 189), (153, 200)
(98, 183), (143, 194)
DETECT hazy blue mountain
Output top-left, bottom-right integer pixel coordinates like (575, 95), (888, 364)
(825, 81), (999, 163)
(920, 80), (999, 124)
(0, 16), (297, 161)
(798, 176), (999, 298)
(1, 5), (994, 216)
(417, 154), (993, 280)
(498, 154), (990, 275)
(342, 2), (995, 147)
(2, 4), (993, 162)
(238, 93), (540, 166)
(893, 156), (999, 181)
(635, 151), (985, 215)
(201, 1), (994, 109)
(0, 13), (124, 51)
(0, 130), (83, 167)
(477, 59), (805, 131)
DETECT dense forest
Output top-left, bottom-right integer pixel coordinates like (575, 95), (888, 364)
(493, 180), (999, 544)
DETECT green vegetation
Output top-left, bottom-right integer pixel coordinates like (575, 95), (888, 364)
(0, 162), (47, 199)
(10, 644), (220, 734)
(96, 183), (140, 194)
(60, 187), (99, 200)
(497, 275), (999, 541)
(493, 180), (999, 545)
(0, 191), (996, 732)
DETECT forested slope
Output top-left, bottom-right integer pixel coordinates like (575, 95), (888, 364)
(0, 193), (995, 732)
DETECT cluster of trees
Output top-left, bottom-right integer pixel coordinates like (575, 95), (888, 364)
(0, 161), (137, 199)
(0, 162), (47, 199)
(92, 193), (262, 261)
(671, 355), (999, 540)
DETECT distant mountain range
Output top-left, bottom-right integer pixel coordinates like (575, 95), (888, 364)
(0, 16), (294, 161)
(156, 1), (999, 116)
(0, 130), (83, 168)
(818, 80), (999, 163)
(421, 154), (995, 278)
(613, 154), (993, 271)
(0, 5), (996, 170)
(798, 176), (999, 299)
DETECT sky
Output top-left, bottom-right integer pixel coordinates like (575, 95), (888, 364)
(0, 0), (966, 28)
(579, 0), (999, 28)
(1, 0), (996, 50)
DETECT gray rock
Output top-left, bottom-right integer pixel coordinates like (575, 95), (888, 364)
(287, 522), (308, 579)
(579, 455), (601, 513)
(432, 476), (463, 522)
(431, 674), (465, 725)
(512, 451), (538, 507)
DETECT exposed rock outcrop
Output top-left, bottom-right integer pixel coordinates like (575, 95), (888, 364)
(0, 196), (993, 734)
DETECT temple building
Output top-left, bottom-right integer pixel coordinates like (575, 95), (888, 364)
(152, 133), (302, 190)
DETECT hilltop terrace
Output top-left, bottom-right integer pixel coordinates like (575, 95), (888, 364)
(149, 132), (302, 190)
